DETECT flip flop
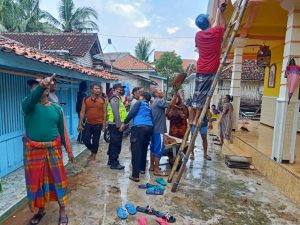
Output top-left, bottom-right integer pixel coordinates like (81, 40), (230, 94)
(146, 187), (164, 195)
(117, 207), (128, 219)
(162, 212), (176, 223)
(147, 185), (165, 191)
(125, 202), (136, 215)
(138, 216), (148, 225)
(204, 155), (212, 160)
(30, 212), (46, 225)
(154, 172), (168, 177)
(136, 205), (155, 215)
(155, 177), (167, 186)
(129, 176), (140, 182)
(58, 215), (68, 225)
(138, 183), (156, 189)
(156, 217), (170, 225)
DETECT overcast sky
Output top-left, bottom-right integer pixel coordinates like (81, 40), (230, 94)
(40, 0), (209, 60)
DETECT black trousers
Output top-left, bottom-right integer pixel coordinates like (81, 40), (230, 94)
(107, 124), (123, 165)
(130, 126), (153, 178)
(83, 123), (102, 154)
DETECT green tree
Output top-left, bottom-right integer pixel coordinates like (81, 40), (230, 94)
(55, 0), (98, 32)
(155, 52), (184, 97)
(135, 37), (154, 63)
(155, 51), (184, 78)
(0, 0), (59, 32)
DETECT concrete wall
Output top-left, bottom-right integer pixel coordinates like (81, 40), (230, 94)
(260, 96), (300, 132)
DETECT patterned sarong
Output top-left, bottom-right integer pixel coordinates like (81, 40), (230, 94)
(23, 135), (68, 211)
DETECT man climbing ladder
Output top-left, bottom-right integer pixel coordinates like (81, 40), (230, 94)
(168, 0), (249, 192)
(189, 2), (226, 127)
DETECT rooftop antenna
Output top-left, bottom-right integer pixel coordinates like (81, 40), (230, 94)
(38, 41), (41, 50)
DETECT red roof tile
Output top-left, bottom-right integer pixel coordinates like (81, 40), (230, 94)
(182, 59), (196, 71)
(1, 32), (100, 57)
(221, 60), (264, 80)
(154, 51), (165, 61)
(0, 36), (116, 80)
(106, 53), (155, 71)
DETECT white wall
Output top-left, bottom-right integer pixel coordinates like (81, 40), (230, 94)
(261, 96), (300, 132)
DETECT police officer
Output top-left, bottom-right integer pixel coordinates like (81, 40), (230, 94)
(107, 83), (127, 170)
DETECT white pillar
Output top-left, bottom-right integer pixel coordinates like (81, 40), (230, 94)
(230, 38), (248, 130)
(272, 0), (300, 164)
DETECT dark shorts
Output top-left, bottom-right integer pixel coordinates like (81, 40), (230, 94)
(192, 73), (215, 109)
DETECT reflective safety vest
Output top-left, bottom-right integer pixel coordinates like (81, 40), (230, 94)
(107, 95), (127, 123)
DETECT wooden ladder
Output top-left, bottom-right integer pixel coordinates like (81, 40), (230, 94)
(168, 0), (250, 192)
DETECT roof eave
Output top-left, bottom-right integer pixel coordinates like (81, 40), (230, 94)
(0, 51), (116, 82)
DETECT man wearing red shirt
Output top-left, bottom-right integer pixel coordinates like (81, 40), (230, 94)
(190, 4), (226, 126)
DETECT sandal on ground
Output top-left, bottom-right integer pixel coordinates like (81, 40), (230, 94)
(162, 212), (176, 223)
(125, 202), (137, 215)
(156, 217), (170, 225)
(117, 207), (128, 219)
(138, 216), (148, 225)
(204, 155), (212, 160)
(136, 205), (155, 215)
(138, 183), (156, 189)
(58, 215), (68, 225)
(146, 187), (164, 195)
(30, 212), (46, 225)
(155, 177), (167, 186)
(154, 211), (176, 223)
(147, 185), (165, 191)
(154, 171), (168, 177)
(129, 176), (140, 182)
(214, 142), (222, 146)
(140, 171), (146, 174)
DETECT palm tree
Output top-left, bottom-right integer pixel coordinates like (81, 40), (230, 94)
(0, 0), (59, 32)
(56, 0), (98, 32)
(135, 37), (154, 63)
(0, 0), (18, 31)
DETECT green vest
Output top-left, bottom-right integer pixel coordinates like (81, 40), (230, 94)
(107, 95), (127, 123)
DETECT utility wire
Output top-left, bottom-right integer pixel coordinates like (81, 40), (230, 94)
(98, 33), (194, 40)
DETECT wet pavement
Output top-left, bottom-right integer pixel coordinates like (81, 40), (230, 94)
(3, 136), (300, 225)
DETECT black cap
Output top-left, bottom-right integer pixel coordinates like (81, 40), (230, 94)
(27, 78), (42, 87)
(113, 83), (125, 90)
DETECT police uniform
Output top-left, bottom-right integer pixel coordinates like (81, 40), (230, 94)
(107, 93), (127, 169)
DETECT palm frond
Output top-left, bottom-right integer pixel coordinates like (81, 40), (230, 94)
(58, 0), (75, 24)
(73, 20), (99, 32)
(40, 10), (61, 26)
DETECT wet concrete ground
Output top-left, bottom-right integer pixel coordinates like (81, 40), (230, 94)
(3, 136), (300, 225)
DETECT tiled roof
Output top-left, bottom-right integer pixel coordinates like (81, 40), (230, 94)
(1, 32), (100, 57)
(182, 59), (196, 71)
(154, 51), (165, 61)
(0, 36), (116, 80)
(105, 53), (155, 71)
(221, 60), (264, 80)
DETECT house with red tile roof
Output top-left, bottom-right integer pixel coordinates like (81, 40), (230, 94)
(1, 32), (103, 69)
(0, 35), (116, 178)
(104, 52), (166, 93)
